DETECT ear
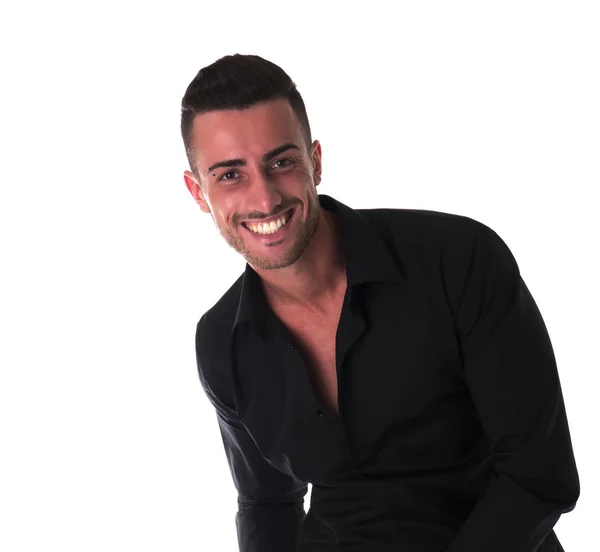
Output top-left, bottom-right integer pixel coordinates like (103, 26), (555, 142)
(184, 170), (211, 214)
(310, 140), (323, 187)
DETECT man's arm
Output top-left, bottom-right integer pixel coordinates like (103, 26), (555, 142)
(195, 315), (307, 552)
(445, 223), (580, 552)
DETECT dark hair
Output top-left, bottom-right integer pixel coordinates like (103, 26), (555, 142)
(180, 54), (312, 176)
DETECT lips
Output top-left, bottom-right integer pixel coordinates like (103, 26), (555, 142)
(241, 207), (293, 231)
(241, 207), (293, 227)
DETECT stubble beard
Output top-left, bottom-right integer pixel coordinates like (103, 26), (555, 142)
(217, 196), (322, 271)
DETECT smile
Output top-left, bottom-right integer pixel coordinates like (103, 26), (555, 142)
(242, 208), (294, 235)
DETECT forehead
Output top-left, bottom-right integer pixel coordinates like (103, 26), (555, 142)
(191, 99), (303, 171)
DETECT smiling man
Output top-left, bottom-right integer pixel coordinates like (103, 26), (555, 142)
(184, 99), (324, 276)
(181, 54), (579, 552)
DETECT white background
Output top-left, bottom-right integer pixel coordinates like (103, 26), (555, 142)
(1, 1), (598, 550)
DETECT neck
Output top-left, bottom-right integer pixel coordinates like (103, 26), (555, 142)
(253, 208), (347, 313)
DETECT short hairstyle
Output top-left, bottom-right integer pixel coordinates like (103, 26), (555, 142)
(180, 54), (313, 176)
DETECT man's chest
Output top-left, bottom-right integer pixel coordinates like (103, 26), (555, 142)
(277, 310), (341, 417)
(229, 282), (472, 483)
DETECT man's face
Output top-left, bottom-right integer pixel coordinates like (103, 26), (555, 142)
(184, 98), (323, 271)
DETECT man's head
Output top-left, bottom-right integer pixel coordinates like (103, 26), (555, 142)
(181, 54), (323, 271)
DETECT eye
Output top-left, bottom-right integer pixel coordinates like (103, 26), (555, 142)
(271, 158), (294, 169)
(219, 170), (240, 182)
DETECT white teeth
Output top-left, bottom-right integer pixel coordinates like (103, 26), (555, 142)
(246, 211), (290, 235)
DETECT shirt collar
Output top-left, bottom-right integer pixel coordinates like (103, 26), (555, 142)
(232, 194), (403, 338)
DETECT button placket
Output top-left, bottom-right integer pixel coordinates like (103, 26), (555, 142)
(288, 340), (327, 420)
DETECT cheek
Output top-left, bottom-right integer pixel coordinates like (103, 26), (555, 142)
(215, 208), (233, 228)
(280, 165), (314, 187)
(210, 195), (240, 227)
(298, 163), (314, 178)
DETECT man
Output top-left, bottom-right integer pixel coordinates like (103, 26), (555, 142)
(181, 54), (580, 552)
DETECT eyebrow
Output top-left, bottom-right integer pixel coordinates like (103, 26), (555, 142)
(206, 143), (301, 176)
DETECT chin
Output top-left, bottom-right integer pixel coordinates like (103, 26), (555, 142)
(246, 244), (305, 271)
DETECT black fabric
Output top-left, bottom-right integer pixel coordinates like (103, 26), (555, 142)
(194, 194), (579, 552)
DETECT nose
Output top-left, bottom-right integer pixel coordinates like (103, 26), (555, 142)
(246, 167), (283, 218)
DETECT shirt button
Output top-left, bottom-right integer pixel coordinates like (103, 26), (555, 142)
(315, 410), (324, 418)
(289, 344), (295, 349)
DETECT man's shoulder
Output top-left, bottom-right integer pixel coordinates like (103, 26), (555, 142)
(195, 272), (244, 355)
(356, 205), (490, 251)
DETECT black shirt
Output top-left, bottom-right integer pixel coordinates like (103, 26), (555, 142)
(194, 194), (579, 552)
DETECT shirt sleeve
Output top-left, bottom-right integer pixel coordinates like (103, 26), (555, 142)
(446, 223), (580, 552)
(195, 316), (308, 552)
